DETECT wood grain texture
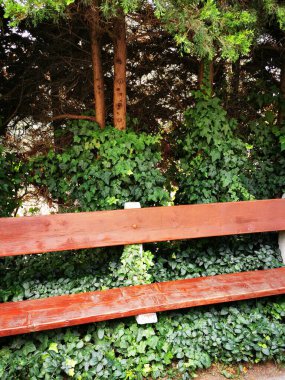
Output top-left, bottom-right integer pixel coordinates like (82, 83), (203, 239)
(1, 267), (285, 337)
(0, 199), (285, 257)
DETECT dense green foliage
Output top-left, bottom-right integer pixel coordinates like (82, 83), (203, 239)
(4, 0), (282, 60)
(115, 245), (154, 287)
(1, 0), (262, 61)
(1, 100), (285, 378)
(1, 0), (142, 22)
(0, 234), (282, 303)
(30, 122), (170, 211)
(175, 91), (285, 204)
(0, 145), (25, 217)
(154, 1), (257, 60)
(1, 99), (284, 378)
(245, 118), (285, 199)
(262, 0), (285, 30)
(175, 92), (253, 204)
(0, 234), (284, 379)
(2, 0), (74, 24)
(1, 300), (285, 380)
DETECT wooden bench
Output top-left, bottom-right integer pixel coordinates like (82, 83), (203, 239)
(0, 199), (285, 337)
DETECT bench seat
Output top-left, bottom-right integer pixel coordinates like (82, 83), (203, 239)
(1, 267), (285, 337)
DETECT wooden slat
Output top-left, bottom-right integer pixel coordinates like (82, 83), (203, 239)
(0, 199), (284, 257)
(1, 267), (285, 337)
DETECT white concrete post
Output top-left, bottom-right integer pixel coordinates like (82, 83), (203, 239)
(124, 202), (158, 325)
(278, 194), (285, 264)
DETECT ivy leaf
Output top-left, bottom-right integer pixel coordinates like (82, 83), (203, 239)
(98, 329), (105, 340)
(23, 342), (36, 355)
(48, 343), (58, 353)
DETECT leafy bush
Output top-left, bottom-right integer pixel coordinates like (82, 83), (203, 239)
(151, 234), (283, 282)
(0, 145), (26, 216)
(30, 121), (170, 211)
(174, 92), (285, 204)
(1, 234), (281, 303)
(1, 297), (285, 380)
(244, 117), (285, 199)
(175, 92), (253, 204)
(114, 245), (154, 287)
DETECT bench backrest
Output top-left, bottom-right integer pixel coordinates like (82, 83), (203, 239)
(1, 199), (285, 257)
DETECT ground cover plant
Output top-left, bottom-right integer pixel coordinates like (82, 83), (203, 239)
(0, 234), (282, 303)
(0, 233), (285, 379)
(1, 300), (285, 380)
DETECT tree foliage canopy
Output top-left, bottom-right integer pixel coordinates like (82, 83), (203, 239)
(4, 0), (283, 60)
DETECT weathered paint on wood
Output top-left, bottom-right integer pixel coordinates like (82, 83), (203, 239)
(0, 199), (285, 257)
(1, 267), (285, 337)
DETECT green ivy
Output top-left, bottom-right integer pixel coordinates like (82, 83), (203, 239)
(0, 223), (284, 378)
(29, 122), (170, 212)
(1, 108), (284, 379)
(1, 297), (285, 379)
(151, 234), (283, 282)
(1, 234), (281, 303)
(0, 145), (26, 217)
(244, 118), (285, 199)
(114, 245), (154, 287)
(273, 125), (285, 152)
(175, 92), (253, 204)
(174, 92), (285, 204)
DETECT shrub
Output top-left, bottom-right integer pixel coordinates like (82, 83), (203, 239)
(244, 118), (285, 199)
(175, 92), (252, 204)
(175, 93), (285, 204)
(30, 122), (170, 212)
(1, 297), (285, 380)
(0, 145), (26, 217)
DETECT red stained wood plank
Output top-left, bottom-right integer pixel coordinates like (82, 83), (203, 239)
(0, 199), (285, 257)
(1, 267), (285, 337)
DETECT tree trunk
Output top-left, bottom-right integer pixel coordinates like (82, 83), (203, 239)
(113, 15), (127, 130)
(53, 120), (63, 153)
(198, 60), (214, 94)
(231, 58), (240, 100)
(278, 57), (285, 125)
(198, 60), (204, 88)
(50, 80), (65, 153)
(89, 3), (105, 128)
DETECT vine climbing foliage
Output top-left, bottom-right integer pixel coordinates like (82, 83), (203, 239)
(175, 91), (253, 204)
(0, 145), (26, 217)
(30, 121), (170, 211)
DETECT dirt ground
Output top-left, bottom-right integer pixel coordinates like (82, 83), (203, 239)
(196, 362), (285, 380)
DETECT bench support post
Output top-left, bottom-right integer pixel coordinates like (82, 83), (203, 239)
(278, 194), (285, 264)
(124, 202), (158, 325)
